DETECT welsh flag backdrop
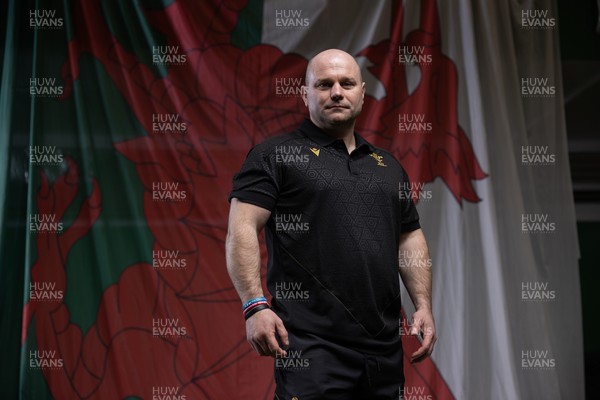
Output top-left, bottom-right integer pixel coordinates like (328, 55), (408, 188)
(0, 0), (583, 399)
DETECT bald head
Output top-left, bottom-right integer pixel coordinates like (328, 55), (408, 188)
(305, 49), (363, 86)
(302, 49), (366, 135)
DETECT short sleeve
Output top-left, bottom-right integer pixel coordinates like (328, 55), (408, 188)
(229, 143), (280, 211)
(399, 169), (421, 233)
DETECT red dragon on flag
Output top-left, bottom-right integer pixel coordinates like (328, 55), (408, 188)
(23, 0), (485, 398)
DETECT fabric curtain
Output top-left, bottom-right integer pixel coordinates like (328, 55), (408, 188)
(0, 0), (582, 398)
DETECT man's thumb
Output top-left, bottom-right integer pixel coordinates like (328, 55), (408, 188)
(276, 319), (289, 347)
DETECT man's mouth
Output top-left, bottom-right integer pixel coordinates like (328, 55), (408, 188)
(326, 104), (348, 109)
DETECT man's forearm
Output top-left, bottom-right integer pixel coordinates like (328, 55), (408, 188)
(225, 224), (264, 303)
(398, 229), (432, 311)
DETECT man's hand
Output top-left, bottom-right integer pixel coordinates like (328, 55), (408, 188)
(398, 229), (436, 362)
(246, 308), (289, 357)
(409, 308), (436, 363)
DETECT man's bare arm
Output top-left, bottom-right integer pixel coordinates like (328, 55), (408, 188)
(225, 198), (289, 357)
(398, 228), (436, 363)
(226, 198), (270, 303)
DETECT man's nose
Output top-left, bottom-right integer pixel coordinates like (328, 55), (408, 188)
(330, 83), (343, 100)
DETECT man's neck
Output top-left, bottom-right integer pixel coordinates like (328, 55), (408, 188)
(311, 118), (356, 154)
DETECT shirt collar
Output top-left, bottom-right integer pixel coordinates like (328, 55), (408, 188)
(299, 118), (374, 152)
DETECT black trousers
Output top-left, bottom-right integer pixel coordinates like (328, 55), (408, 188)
(274, 330), (404, 400)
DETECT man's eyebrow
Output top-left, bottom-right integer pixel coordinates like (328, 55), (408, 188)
(313, 77), (357, 85)
(313, 78), (332, 85)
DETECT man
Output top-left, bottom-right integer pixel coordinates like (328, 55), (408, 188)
(226, 49), (436, 399)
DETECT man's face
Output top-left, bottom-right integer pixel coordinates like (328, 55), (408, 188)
(302, 53), (365, 130)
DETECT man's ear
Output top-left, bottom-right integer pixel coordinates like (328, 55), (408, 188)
(361, 82), (366, 104)
(301, 86), (308, 107)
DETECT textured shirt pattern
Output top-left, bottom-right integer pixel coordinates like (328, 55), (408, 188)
(230, 119), (420, 353)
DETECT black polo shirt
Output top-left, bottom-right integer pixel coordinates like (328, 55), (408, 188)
(230, 119), (420, 354)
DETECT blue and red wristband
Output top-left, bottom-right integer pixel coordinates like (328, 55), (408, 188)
(242, 296), (270, 320)
(242, 296), (267, 310)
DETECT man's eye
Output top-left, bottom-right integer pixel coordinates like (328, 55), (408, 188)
(317, 82), (331, 88)
(341, 82), (354, 88)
